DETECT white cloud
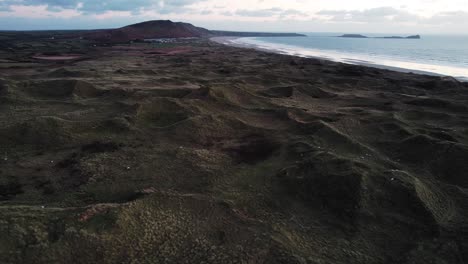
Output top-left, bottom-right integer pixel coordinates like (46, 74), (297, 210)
(0, 4), (80, 18)
(0, 0), (466, 33)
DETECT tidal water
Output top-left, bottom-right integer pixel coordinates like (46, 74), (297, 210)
(233, 33), (468, 81)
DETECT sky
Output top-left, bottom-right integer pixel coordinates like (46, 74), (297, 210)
(0, 0), (467, 34)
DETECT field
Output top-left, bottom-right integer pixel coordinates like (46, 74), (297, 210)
(1, 32), (468, 263)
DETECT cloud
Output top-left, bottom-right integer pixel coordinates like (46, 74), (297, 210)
(317, 7), (419, 23)
(0, 1), (466, 33)
(0, 4), (81, 18)
(316, 6), (468, 26)
(425, 10), (468, 24)
(234, 8), (308, 18)
(0, 0), (204, 14)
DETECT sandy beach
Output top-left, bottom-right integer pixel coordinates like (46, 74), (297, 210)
(212, 36), (468, 81)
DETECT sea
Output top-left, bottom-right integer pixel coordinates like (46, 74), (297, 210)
(230, 33), (468, 81)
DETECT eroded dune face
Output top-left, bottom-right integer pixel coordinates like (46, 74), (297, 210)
(1, 37), (468, 264)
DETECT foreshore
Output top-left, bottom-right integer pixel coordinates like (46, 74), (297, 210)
(1, 35), (468, 263)
(211, 36), (468, 82)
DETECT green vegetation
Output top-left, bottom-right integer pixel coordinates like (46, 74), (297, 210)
(0, 31), (467, 263)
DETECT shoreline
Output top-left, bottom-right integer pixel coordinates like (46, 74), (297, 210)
(211, 36), (468, 82)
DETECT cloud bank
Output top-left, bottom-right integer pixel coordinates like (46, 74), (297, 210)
(0, 0), (202, 14)
(0, 0), (466, 33)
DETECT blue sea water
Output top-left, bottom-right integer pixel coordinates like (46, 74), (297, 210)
(232, 33), (468, 81)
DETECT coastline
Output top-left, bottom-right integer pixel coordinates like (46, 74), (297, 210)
(211, 36), (468, 82)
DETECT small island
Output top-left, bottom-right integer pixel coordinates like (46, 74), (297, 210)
(381, 35), (421, 39)
(339, 34), (368, 38)
(338, 34), (421, 39)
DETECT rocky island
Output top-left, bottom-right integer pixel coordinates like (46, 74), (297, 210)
(381, 35), (421, 39)
(339, 34), (368, 38)
(339, 34), (421, 39)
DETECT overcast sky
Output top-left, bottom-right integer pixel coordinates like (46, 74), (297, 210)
(0, 0), (467, 34)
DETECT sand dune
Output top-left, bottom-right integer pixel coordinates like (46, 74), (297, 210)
(0, 35), (468, 264)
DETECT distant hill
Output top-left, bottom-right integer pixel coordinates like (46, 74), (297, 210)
(80, 20), (304, 43)
(83, 20), (212, 42)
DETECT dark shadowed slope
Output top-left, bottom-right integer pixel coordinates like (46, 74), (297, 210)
(83, 20), (212, 42)
(81, 20), (305, 43)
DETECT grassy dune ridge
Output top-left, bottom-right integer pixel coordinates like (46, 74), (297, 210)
(0, 33), (468, 264)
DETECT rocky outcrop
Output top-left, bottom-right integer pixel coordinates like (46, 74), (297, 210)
(339, 34), (421, 39)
